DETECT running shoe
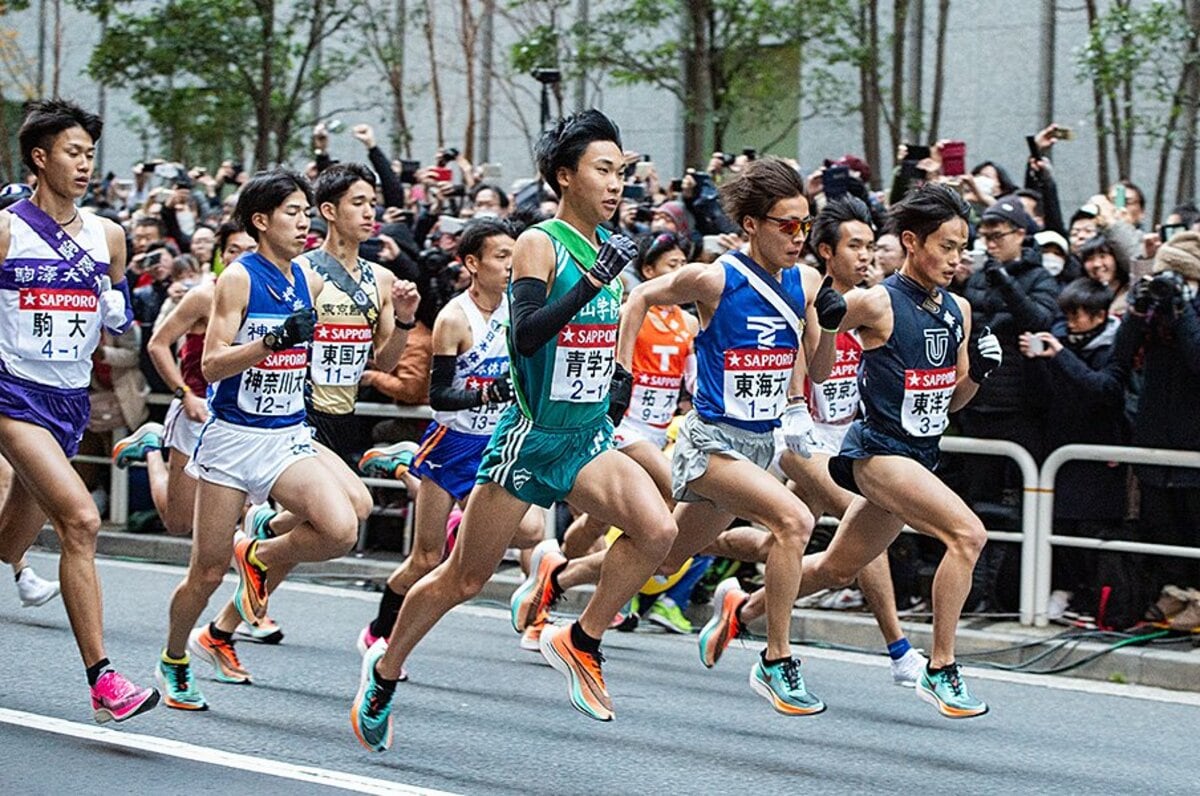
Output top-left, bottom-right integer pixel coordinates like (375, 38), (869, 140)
(112, 422), (164, 469)
(538, 624), (613, 721)
(510, 538), (565, 633)
(243, 503), (278, 541)
(646, 597), (693, 634)
(188, 626), (252, 684)
(890, 647), (928, 687)
(520, 609), (550, 652)
(155, 655), (207, 711)
(358, 441), (420, 480)
(749, 655), (826, 716)
(232, 537), (269, 626)
(916, 662), (989, 718)
(356, 625), (408, 680)
(1144, 585), (1194, 626)
(90, 669), (159, 724)
(15, 566), (60, 607)
(351, 640), (395, 752)
(698, 577), (746, 668)
(234, 616), (284, 645)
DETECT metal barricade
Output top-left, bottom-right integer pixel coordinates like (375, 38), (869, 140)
(1033, 443), (1200, 627)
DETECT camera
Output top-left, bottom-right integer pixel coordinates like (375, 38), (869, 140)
(532, 68), (562, 84)
(719, 153), (736, 167)
(1148, 270), (1185, 302)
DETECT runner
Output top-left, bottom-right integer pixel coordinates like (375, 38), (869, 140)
(713, 183), (1001, 718)
(155, 169), (367, 710)
(0, 99), (158, 722)
(352, 109), (678, 750)
(617, 156), (843, 715)
(0, 449), (61, 606)
(358, 217), (545, 668)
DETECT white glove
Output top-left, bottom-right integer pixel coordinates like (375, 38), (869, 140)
(97, 275), (127, 331)
(781, 399), (817, 459)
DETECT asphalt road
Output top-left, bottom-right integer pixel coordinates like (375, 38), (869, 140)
(1, 551), (1198, 795)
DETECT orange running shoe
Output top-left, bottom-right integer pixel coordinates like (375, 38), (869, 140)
(188, 626), (252, 684)
(510, 539), (565, 633)
(520, 608), (550, 652)
(233, 537), (269, 626)
(698, 577), (747, 669)
(539, 624), (613, 721)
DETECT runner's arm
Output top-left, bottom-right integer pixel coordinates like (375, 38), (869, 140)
(617, 262), (722, 370)
(948, 295), (979, 411)
(510, 230), (601, 357)
(802, 266), (837, 383)
(427, 303), (485, 410)
(102, 219), (134, 333)
(201, 265), (265, 383)
(371, 268), (419, 373)
(148, 284), (210, 392)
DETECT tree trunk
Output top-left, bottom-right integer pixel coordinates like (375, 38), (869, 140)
(927, 0), (948, 141)
(860, 0), (883, 190)
(888, 0), (908, 154)
(1174, 0), (1200, 205)
(1084, 0), (1110, 191)
(459, 0), (478, 162)
(392, 0), (411, 157)
(253, 1), (276, 168)
(904, 0), (923, 141)
(1118, 0), (1134, 177)
(476, 0), (494, 163)
(681, 0), (713, 167)
(423, 0), (445, 148)
(1037, 0), (1056, 126)
(51, 0), (60, 97)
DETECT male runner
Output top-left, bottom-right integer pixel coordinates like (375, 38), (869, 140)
(617, 156), (843, 715)
(0, 99), (158, 722)
(710, 183), (1001, 718)
(155, 170), (367, 710)
(352, 109), (677, 750)
(358, 217), (545, 666)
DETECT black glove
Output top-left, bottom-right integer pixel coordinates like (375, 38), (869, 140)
(484, 376), (514, 404)
(968, 326), (1002, 382)
(815, 276), (847, 331)
(606, 362), (633, 426)
(1129, 277), (1155, 317)
(984, 260), (1011, 287)
(590, 234), (638, 284)
(269, 308), (317, 351)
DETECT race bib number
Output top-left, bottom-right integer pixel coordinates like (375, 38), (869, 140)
(238, 348), (307, 417)
(901, 367), (955, 437)
(311, 323), (372, 386)
(461, 374), (506, 433)
(550, 323), (616, 403)
(811, 351), (860, 424)
(17, 287), (99, 362)
(630, 371), (682, 428)
(722, 348), (795, 422)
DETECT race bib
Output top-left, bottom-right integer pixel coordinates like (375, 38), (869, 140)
(550, 323), (616, 403)
(630, 371), (682, 428)
(722, 348), (795, 422)
(461, 373), (506, 433)
(311, 322), (372, 386)
(811, 352), (861, 424)
(17, 287), (100, 362)
(238, 348), (307, 417)
(901, 367), (955, 437)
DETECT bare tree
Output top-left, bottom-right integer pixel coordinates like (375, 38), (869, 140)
(888, 0), (908, 154)
(1174, 0), (1200, 205)
(1084, 0), (1112, 190)
(927, 0), (949, 141)
(421, 0), (446, 147)
(363, 0), (413, 157)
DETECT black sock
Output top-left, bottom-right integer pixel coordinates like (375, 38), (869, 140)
(549, 561), (568, 601)
(373, 662), (399, 693)
(369, 585), (405, 639)
(761, 649), (791, 668)
(86, 657), (112, 687)
(209, 622), (234, 642)
(926, 661), (957, 675)
(570, 621), (601, 655)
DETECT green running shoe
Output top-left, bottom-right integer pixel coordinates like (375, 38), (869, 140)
(243, 503), (278, 541)
(916, 662), (988, 718)
(351, 641), (396, 751)
(646, 597), (693, 634)
(112, 423), (164, 469)
(749, 655), (826, 716)
(155, 654), (207, 711)
(358, 440), (420, 479)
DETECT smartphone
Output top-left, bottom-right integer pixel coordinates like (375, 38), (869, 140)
(1025, 334), (1045, 356)
(1161, 222), (1187, 243)
(481, 162), (502, 179)
(399, 159), (421, 183)
(634, 161), (654, 180)
(622, 184), (646, 202)
(430, 166), (453, 183)
(144, 251), (163, 267)
(1026, 135), (1041, 160)
(702, 235), (725, 256)
(669, 178), (683, 193)
(1114, 184), (1127, 210)
(941, 140), (966, 177)
(823, 164), (850, 200)
(904, 143), (932, 161)
(1050, 126), (1075, 141)
(438, 216), (467, 236)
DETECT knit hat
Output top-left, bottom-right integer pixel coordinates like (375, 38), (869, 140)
(1155, 230), (1200, 281)
(653, 200), (692, 239)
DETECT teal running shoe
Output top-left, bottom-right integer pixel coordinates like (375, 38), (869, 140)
(749, 655), (826, 716)
(916, 662), (988, 718)
(351, 641), (396, 751)
(243, 503), (278, 541)
(646, 597), (693, 634)
(358, 441), (420, 479)
(155, 655), (207, 711)
(112, 423), (164, 469)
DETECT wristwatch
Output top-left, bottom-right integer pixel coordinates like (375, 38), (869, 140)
(262, 332), (279, 350)
(395, 316), (417, 331)
(173, 385), (191, 399)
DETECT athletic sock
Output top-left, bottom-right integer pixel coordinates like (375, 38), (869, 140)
(549, 561), (568, 601)
(760, 649), (792, 668)
(86, 658), (113, 687)
(370, 585), (405, 639)
(570, 621), (601, 655)
(887, 637), (913, 660)
(373, 662), (399, 693)
(209, 622), (235, 642)
(926, 661), (957, 676)
(161, 650), (189, 665)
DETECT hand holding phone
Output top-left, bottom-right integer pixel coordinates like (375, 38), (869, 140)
(941, 141), (966, 177)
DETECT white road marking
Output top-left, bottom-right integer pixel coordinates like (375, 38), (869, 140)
(28, 551), (1200, 708)
(0, 707), (457, 795)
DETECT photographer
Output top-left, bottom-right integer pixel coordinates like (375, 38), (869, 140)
(1113, 232), (1200, 625)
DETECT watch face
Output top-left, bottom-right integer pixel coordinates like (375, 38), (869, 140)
(263, 333), (277, 349)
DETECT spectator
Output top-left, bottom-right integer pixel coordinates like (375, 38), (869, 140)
(189, 224), (216, 272)
(469, 182), (509, 217)
(130, 241), (179, 393)
(867, 230), (904, 286)
(1068, 206), (1100, 255)
(130, 216), (163, 258)
(1034, 229), (1082, 288)
(1108, 179), (1147, 230)
(1078, 234), (1132, 316)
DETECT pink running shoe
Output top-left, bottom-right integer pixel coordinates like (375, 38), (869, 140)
(91, 670), (160, 724)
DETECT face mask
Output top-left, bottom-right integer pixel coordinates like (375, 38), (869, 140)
(1042, 254), (1065, 276)
(972, 175), (996, 198)
(175, 210), (196, 236)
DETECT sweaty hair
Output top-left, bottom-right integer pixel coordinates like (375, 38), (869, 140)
(1058, 277), (1113, 314)
(719, 157), (804, 232)
(235, 169), (313, 241)
(535, 109), (622, 198)
(808, 196), (873, 266)
(888, 183), (970, 247)
(314, 162), (376, 209)
(458, 216), (514, 264)
(18, 99), (103, 174)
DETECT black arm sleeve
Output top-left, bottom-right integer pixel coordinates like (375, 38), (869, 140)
(428, 354), (485, 411)
(510, 276), (601, 358)
(368, 145), (406, 209)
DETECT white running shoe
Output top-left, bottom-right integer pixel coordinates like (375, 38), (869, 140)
(1047, 590), (1072, 621)
(890, 647), (928, 687)
(16, 567), (60, 607)
(817, 587), (864, 610)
